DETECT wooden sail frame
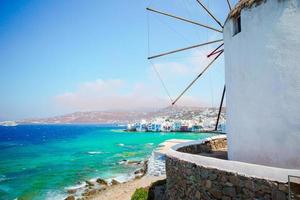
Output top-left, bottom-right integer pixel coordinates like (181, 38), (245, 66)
(215, 85), (226, 131)
(148, 39), (223, 60)
(147, 0), (232, 132)
(146, 7), (222, 33)
(226, 0), (232, 11)
(171, 50), (224, 106)
(195, 0), (223, 28)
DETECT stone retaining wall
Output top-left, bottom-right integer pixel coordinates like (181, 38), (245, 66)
(166, 157), (288, 200)
(165, 137), (294, 200)
(177, 137), (227, 154)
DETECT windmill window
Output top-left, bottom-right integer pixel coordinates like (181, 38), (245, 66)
(233, 15), (241, 36)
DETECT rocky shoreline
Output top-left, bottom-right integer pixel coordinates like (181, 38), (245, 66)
(64, 159), (152, 200)
(64, 140), (170, 200)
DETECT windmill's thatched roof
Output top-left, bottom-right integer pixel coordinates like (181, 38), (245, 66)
(230, 0), (266, 18)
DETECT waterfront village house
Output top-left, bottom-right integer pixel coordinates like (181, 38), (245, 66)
(136, 120), (147, 132)
(147, 123), (161, 132)
(165, 1), (300, 199)
(191, 125), (203, 132)
(172, 121), (182, 132)
(161, 121), (172, 132)
(180, 125), (189, 132)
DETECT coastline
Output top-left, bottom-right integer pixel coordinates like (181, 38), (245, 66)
(87, 175), (166, 200)
(64, 151), (165, 200)
(64, 159), (150, 200)
(64, 139), (194, 200)
(64, 161), (164, 200)
(0, 125), (216, 200)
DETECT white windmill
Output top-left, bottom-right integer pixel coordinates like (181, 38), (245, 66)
(147, 0), (300, 169)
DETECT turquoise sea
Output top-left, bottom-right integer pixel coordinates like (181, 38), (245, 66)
(0, 124), (216, 200)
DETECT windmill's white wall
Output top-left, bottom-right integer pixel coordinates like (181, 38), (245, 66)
(223, 0), (300, 169)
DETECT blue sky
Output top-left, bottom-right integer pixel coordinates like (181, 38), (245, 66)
(0, 0), (237, 120)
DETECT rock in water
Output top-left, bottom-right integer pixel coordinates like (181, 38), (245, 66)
(127, 160), (142, 165)
(134, 168), (144, 175)
(64, 196), (75, 200)
(118, 159), (127, 165)
(96, 178), (108, 186)
(82, 189), (97, 197)
(111, 179), (120, 185)
(85, 180), (95, 186)
(67, 188), (77, 194)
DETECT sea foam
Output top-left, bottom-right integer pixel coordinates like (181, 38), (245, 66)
(45, 190), (67, 200)
(0, 175), (10, 183)
(87, 151), (102, 155)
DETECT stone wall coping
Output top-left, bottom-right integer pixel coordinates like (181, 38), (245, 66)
(166, 135), (300, 183)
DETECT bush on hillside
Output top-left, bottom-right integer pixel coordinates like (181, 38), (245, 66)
(131, 188), (149, 200)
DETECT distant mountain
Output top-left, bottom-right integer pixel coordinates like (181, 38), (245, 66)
(18, 106), (225, 124)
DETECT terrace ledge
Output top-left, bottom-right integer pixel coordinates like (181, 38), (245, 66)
(166, 135), (300, 183)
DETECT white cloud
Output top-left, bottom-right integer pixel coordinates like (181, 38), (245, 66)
(149, 47), (214, 80)
(54, 47), (223, 113)
(146, 47), (224, 108)
(54, 78), (207, 112)
(153, 62), (190, 77)
(79, 79), (124, 94)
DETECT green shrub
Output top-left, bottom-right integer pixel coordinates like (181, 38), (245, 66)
(131, 187), (149, 200)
